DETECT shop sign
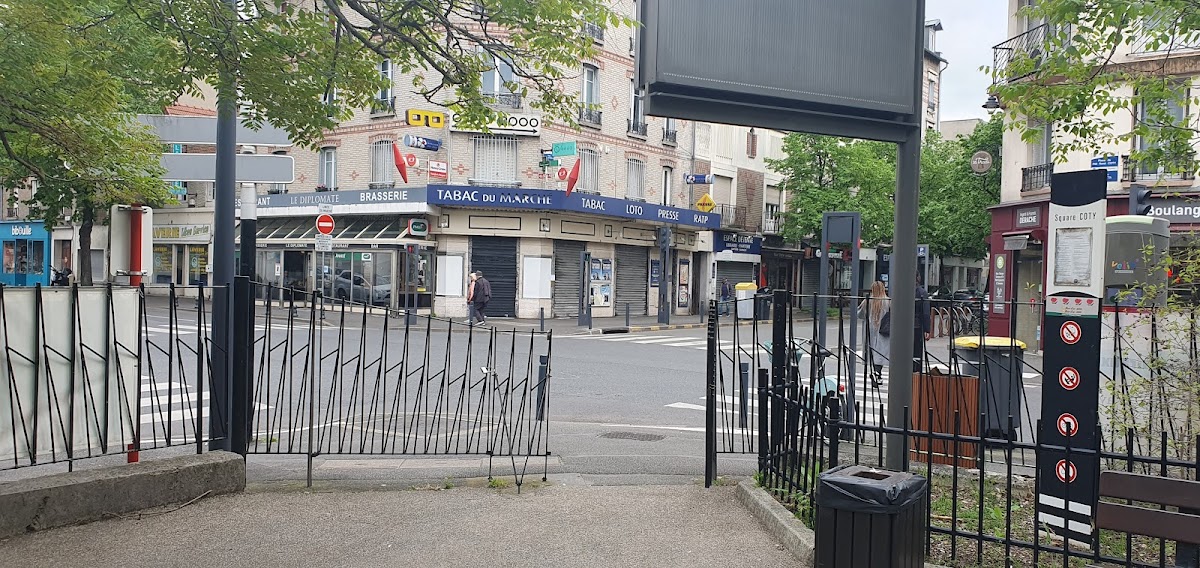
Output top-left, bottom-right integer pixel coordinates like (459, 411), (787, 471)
(426, 184), (721, 229)
(1016, 206), (1041, 228)
(449, 112), (541, 136)
(713, 231), (762, 254)
(1147, 196), (1200, 224)
(152, 224), (211, 241)
(238, 187), (429, 216)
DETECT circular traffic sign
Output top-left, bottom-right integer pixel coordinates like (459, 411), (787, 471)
(1060, 321), (1082, 345)
(316, 214), (335, 236)
(1055, 459), (1077, 483)
(1057, 413), (1079, 437)
(1058, 367), (1080, 391)
(971, 151), (994, 174)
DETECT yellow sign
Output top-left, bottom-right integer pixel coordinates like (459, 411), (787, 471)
(405, 109), (446, 128)
(695, 193), (716, 213)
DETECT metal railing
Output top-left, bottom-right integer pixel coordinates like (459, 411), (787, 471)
(662, 127), (678, 145)
(485, 92), (522, 109)
(1122, 153), (1196, 182)
(583, 22), (604, 43)
(762, 215), (781, 234)
(578, 106), (602, 126)
(716, 204), (748, 230)
(627, 118), (647, 137)
(1021, 162), (1053, 192)
(991, 23), (1070, 85)
(369, 96), (396, 116)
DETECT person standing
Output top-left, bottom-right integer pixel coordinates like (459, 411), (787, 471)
(914, 276), (932, 372)
(858, 281), (890, 387)
(719, 278), (732, 315)
(472, 270), (492, 325)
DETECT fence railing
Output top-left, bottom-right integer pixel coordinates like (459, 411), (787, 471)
(706, 290), (1200, 568)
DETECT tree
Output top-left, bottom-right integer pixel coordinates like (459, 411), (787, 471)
(0, 0), (176, 284)
(767, 117), (1003, 259)
(1, 0), (630, 283)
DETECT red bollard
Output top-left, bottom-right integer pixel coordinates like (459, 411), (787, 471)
(127, 443), (140, 463)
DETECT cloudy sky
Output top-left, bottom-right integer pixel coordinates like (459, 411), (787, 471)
(925, 0), (1009, 121)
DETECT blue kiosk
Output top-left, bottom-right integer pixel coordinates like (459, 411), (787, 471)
(0, 221), (53, 287)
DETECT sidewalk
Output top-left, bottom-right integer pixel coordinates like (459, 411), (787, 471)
(0, 478), (798, 568)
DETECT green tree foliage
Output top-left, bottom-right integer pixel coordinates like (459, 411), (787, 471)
(767, 118), (1002, 260)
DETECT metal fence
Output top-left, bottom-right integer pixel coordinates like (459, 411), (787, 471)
(706, 290), (1200, 567)
(3, 281), (553, 487)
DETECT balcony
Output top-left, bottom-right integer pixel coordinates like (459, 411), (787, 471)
(1122, 153), (1196, 183)
(716, 204), (749, 230)
(662, 127), (678, 145)
(991, 23), (1070, 86)
(579, 106), (602, 127)
(627, 118), (647, 137)
(485, 92), (522, 109)
(1021, 163), (1053, 192)
(370, 96), (396, 116)
(762, 215), (781, 235)
(583, 22), (604, 43)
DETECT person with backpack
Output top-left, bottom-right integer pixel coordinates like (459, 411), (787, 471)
(858, 280), (891, 387)
(468, 270), (492, 325)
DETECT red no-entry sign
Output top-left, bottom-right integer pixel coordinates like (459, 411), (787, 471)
(316, 214), (335, 235)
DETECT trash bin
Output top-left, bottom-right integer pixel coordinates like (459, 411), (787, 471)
(952, 336), (1027, 439)
(755, 289), (772, 320)
(815, 464), (928, 567)
(735, 282), (757, 319)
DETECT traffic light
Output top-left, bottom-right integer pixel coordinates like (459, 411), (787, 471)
(1130, 185), (1153, 216)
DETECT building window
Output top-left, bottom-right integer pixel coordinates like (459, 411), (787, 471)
(746, 128), (758, 158)
(370, 140), (394, 186)
(321, 86), (337, 117)
(579, 64), (601, 125)
(270, 150), (288, 194)
(1137, 89), (1188, 177)
(373, 59), (393, 114)
(927, 79), (937, 109)
(662, 118), (678, 145)
(661, 166), (673, 206)
(318, 147), (337, 190)
(471, 135), (519, 186)
(626, 158), (645, 200)
(1028, 119), (1053, 165)
(628, 79), (646, 136)
(577, 148), (599, 194)
(481, 53), (520, 108)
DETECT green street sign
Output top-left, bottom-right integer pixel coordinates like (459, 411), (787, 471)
(539, 159), (560, 168)
(551, 141), (577, 157)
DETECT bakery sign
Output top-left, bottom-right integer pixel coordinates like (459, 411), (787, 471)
(153, 224), (211, 241)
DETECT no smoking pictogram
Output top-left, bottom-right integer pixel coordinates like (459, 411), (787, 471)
(1058, 367), (1080, 390)
(1057, 413), (1079, 437)
(1055, 459), (1078, 483)
(1060, 321), (1082, 345)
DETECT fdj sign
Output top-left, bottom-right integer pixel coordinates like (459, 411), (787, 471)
(405, 109), (446, 128)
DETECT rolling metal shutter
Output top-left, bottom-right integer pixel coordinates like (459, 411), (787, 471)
(800, 257), (821, 310)
(714, 261), (753, 293)
(552, 240), (585, 318)
(614, 245), (649, 316)
(469, 236), (518, 318)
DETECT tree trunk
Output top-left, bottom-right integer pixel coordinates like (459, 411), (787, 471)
(77, 205), (95, 286)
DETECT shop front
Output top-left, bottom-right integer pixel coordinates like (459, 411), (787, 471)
(987, 200), (1048, 348)
(713, 231), (762, 294)
(0, 221), (52, 287)
(150, 221), (211, 286)
(427, 184), (717, 319)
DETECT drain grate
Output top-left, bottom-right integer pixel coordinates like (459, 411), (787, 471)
(599, 431), (666, 442)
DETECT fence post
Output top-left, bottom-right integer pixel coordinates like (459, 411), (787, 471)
(539, 307), (545, 332)
(705, 299), (719, 488)
(757, 368), (769, 473)
(625, 303), (630, 328)
(739, 362), (750, 430)
(827, 394), (841, 468)
(231, 276), (253, 456)
(536, 355), (548, 421)
(770, 290), (788, 453)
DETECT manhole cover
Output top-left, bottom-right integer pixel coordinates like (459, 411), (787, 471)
(599, 431), (666, 442)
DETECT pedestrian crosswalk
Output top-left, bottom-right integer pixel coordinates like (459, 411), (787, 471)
(138, 376), (270, 444)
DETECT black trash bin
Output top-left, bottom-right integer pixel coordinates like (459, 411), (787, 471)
(952, 336), (1027, 439)
(815, 464), (927, 568)
(755, 289), (772, 320)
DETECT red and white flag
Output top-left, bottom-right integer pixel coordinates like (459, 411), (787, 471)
(565, 159), (581, 196)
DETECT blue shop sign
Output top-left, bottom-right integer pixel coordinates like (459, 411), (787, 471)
(427, 184), (721, 229)
(714, 231), (762, 254)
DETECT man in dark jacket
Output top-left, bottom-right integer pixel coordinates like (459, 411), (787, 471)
(913, 276), (932, 372)
(471, 271), (492, 325)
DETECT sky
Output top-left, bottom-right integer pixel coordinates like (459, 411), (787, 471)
(925, 0), (1009, 121)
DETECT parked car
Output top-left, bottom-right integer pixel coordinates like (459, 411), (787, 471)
(332, 270), (391, 306)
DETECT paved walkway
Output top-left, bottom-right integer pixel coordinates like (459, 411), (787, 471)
(0, 478), (797, 568)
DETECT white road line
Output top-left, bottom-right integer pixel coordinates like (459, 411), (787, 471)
(662, 340), (709, 347)
(632, 337), (703, 344)
(596, 335), (672, 342)
(664, 402), (706, 411)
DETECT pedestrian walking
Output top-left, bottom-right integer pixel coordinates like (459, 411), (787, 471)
(914, 275), (932, 372)
(719, 278), (732, 315)
(465, 272), (478, 324)
(858, 281), (890, 386)
(471, 270), (492, 325)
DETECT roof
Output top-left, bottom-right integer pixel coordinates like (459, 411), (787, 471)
(165, 104), (217, 117)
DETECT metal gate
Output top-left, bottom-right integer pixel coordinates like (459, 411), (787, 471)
(615, 245), (648, 316)
(552, 240), (585, 317)
(470, 236), (518, 317)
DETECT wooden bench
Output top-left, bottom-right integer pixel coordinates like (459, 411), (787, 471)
(1095, 470), (1200, 567)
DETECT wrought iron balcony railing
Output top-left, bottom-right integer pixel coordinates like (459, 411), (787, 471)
(991, 23), (1070, 86)
(584, 22), (604, 43)
(627, 119), (647, 137)
(762, 215), (781, 235)
(485, 92), (522, 109)
(1122, 153), (1196, 182)
(579, 106), (602, 126)
(1021, 162), (1053, 192)
(662, 128), (678, 145)
(716, 204), (748, 230)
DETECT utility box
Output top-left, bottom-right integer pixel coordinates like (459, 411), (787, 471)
(1105, 215), (1169, 307)
(735, 282), (757, 319)
(816, 465), (927, 567)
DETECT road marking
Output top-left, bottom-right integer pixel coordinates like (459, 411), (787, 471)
(665, 402), (706, 411)
(596, 335), (672, 342)
(662, 340), (709, 347)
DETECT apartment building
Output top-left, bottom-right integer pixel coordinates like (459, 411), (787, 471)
(987, 0), (1200, 346)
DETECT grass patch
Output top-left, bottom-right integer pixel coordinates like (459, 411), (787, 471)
(487, 477), (510, 489)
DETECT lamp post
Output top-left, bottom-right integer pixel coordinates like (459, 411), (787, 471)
(982, 95), (1002, 115)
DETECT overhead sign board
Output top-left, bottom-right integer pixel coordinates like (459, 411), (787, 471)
(405, 109), (446, 128)
(402, 134), (442, 152)
(237, 187), (429, 218)
(427, 184), (719, 229)
(449, 112), (541, 136)
(552, 141), (577, 157)
(684, 174), (713, 185)
(137, 115), (291, 146)
(160, 153), (294, 183)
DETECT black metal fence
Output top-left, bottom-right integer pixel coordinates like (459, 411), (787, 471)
(706, 290), (1200, 568)
(3, 281), (553, 486)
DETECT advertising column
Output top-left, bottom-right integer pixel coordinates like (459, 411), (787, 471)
(1037, 169), (1107, 545)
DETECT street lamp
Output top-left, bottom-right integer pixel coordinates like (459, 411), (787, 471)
(982, 95), (1002, 115)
